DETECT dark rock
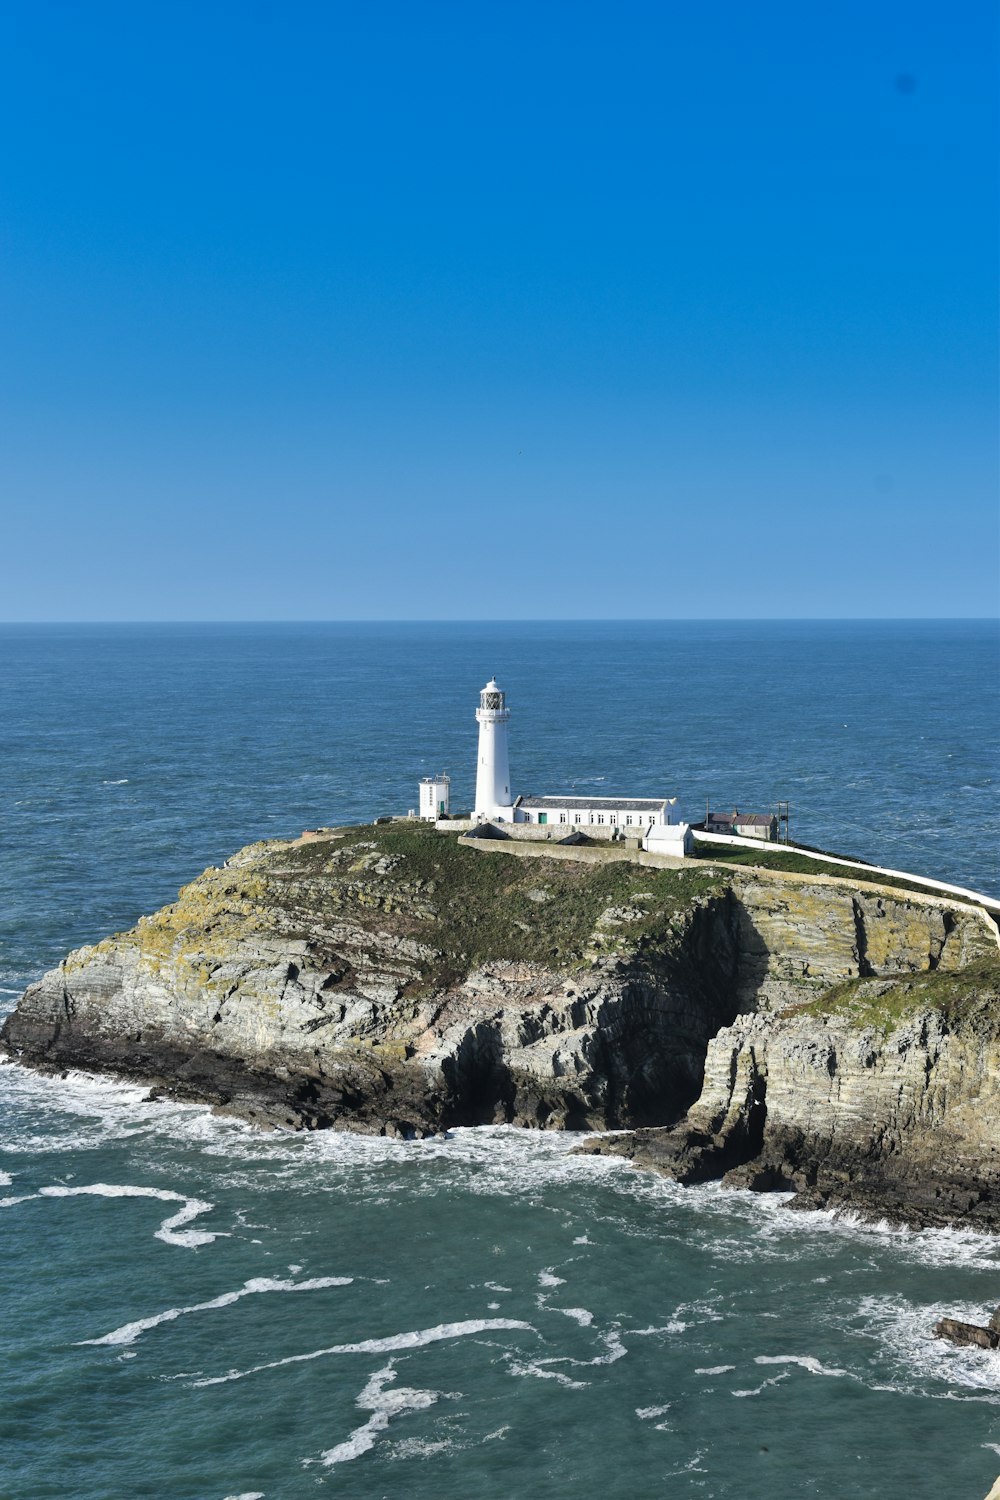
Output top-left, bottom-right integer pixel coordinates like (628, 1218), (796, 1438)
(933, 1318), (1000, 1351)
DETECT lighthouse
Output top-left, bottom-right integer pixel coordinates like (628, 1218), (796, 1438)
(474, 678), (515, 821)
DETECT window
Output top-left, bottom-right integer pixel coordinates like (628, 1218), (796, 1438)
(609, 814), (617, 825)
(596, 814), (604, 824)
(574, 813), (582, 823)
(559, 813), (567, 823)
(625, 815), (632, 825)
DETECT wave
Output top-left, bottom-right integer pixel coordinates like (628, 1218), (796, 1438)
(310, 1363), (446, 1470)
(80, 1274), (355, 1347)
(6, 1055), (1000, 1288)
(853, 1293), (1000, 1400)
(755, 1353), (848, 1378)
(191, 1318), (536, 1388)
(0, 1182), (220, 1248)
(731, 1369), (791, 1399)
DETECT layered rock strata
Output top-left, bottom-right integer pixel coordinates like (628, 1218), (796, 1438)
(3, 822), (999, 1226)
(587, 954), (1000, 1228)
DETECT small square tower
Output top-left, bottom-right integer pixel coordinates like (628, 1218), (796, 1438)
(419, 774), (451, 821)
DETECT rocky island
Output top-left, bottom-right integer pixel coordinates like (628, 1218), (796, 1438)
(4, 822), (999, 1229)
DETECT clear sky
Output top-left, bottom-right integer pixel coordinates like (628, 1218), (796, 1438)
(1, 2), (996, 620)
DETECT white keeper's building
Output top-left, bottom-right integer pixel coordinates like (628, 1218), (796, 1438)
(514, 795), (679, 830)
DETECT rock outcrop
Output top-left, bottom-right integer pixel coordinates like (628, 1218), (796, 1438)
(3, 821), (999, 1225)
(587, 953), (1000, 1227)
(934, 1318), (1000, 1351)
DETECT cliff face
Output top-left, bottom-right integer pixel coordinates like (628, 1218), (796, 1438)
(1, 824), (740, 1134)
(3, 822), (999, 1225)
(590, 957), (1000, 1229)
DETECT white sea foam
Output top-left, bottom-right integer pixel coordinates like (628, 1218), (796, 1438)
(723, 1187), (1000, 1273)
(390, 1437), (454, 1459)
(732, 1371), (791, 1398)
(506, 1325), (627, 1388)
(555, 1307), (594, 1327)
(671, 1297), (725, 1325)
(587, 1329), (628, 1366)
(854, 1293), (1000, 1398)
(507, 1358), (589, 1389)
(695, 1365), (736, 1375)
(666, 1450), (708, 1475)
(0, 1055), (238, 1156)
(0, 1182), (220, 1247)
(311, 1363), (449, 1469)
(193, 1318), (535, 1387)
(101, 778), (129, 785)
(636, 1403), (672, 1419)
(81, 1275), (354, 1347)
(1, 1075), (638, 1203)
(755, 1354), (848, 1378)
(222, 1494), (265, 1499)
(538, 1270), (566, 1287)
(0, 1169), (13, 1187)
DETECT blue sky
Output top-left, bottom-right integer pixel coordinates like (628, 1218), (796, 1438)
(1, 2), (996, 619)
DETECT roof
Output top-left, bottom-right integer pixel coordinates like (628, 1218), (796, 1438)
(734, 813), (776, 826)
(517, 795), (669, 813)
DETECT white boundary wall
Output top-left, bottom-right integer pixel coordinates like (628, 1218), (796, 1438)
(694, 829), (1000, 915)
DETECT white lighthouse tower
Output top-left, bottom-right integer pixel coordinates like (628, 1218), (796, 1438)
(474, 678), (515, 821)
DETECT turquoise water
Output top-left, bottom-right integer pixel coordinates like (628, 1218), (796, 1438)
(2, 621), (999, 1498)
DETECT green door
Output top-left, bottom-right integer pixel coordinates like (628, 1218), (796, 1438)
(538, 812), (548, 825)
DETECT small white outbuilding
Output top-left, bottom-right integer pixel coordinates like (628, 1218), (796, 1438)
(642, 822), (694, 857)
(419, 774), (451, 821)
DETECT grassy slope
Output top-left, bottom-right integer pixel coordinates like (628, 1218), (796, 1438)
(780, 956), (1000, 1035)
(690, 837), (994, 907)
(261, 822), (723, 990)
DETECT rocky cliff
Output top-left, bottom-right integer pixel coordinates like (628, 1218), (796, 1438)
(3, 822), (998, 1224)
(589, 955), (1000, 1228)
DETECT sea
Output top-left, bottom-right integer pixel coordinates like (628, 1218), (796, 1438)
(1, 619), (999, 1500)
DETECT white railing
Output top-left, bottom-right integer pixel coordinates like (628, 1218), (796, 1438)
(694, 829), (1000, 915)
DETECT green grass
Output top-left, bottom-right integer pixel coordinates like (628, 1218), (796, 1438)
(689, 837), (989, 906)
(259, 822), (724, 990)
(780, 956), (1000, 1034)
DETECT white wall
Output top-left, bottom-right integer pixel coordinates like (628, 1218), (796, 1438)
(419, 779), (450, 820)
(520, 803), (663, 829)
